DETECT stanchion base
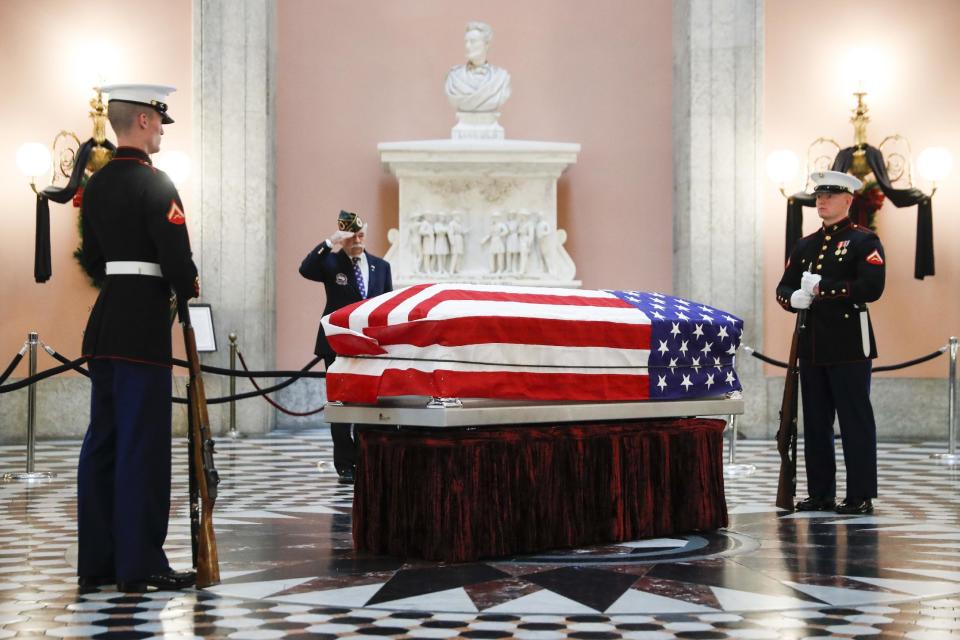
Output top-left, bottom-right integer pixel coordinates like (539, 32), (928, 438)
(1, 471), (57, 483)
(316, 460), (336, 475)
(723, 464), (757, 478)
(224, 429), (244, 440)
(929, 453), (960, 466)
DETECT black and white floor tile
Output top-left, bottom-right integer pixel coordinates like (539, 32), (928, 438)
(1, 429), (959, 638)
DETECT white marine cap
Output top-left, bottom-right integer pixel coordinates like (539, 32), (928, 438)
(98, 84), (176, 124)
(810, 170), (862, 195)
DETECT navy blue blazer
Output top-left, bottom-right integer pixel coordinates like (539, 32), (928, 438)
(299, 242), (393, 357)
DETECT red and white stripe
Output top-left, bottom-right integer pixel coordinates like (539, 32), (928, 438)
(321, 284), (653, 403)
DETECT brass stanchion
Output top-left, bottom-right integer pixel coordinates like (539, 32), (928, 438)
(2, 332), (56, 482)
(931, 336), (959, 465)
(225, 332), (243, 439)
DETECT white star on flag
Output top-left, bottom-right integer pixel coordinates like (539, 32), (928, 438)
(700, 342), (713, 355)
(705, 373), (715, 388)
(717, 326), (729, 340)
(681, 374), (692, 391)
(725, 371), (736, 385)
(676, 311), (689, 321)
(658, 340), (669, 355)
(657, 375), (667, 391)
(670, 322), (681, 337)
(679, 340), (689, 355)
(693, 324), (704, 338)
(692, 356), (701, 371)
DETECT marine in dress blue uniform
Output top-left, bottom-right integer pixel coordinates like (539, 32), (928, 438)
(776, 170), (886, 515)
(299, 211), (393, 483)
(76, 84), (199, 592)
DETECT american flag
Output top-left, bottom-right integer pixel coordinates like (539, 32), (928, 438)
(321, 284), (743, 403)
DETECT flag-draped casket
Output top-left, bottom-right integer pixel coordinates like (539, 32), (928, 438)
(321, 284), (743, 404)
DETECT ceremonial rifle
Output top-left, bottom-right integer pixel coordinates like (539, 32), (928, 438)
(177, 297), (221, 587)
(775, 310), (806, 511)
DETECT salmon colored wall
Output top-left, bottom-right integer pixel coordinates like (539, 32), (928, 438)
(275, 0), (674, 368)
(763, 0), (960, 378)
(0, 0), (193, 376)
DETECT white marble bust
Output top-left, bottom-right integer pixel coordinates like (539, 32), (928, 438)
(444, 21), (512, 113)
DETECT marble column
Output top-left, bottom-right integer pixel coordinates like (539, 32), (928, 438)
(673, 0), (767, 433)
(192, 0), (277, 434)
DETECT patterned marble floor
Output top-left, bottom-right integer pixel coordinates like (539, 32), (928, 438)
(1, 428), (959, 639)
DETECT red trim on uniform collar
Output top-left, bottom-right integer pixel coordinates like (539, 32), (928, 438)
(112, 146), (153, 165)
(821, 217), (852, 233)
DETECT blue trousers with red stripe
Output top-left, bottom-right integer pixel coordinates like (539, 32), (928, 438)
(799, 359), (878, 501)
(77, 359), (173, 582)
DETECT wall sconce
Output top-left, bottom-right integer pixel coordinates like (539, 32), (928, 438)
(18, 89), (116, 283)
(767, 91), (951, 280)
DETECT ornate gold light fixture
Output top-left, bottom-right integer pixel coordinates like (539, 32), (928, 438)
(766, 90), (952, 280)
(16, 88), (117, 283)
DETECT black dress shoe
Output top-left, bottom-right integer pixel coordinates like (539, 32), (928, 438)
(836, 498), (873, 515)
(118, 569), (196, 593)
(77, 575), (114, 589)
(337, 468), (355, 485)
(795, 496), (836, 511)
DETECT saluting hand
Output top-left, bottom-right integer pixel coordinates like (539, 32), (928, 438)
(326, 230), (356, 252)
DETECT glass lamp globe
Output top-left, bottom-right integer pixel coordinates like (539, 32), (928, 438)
(16, 143), (52, 179)
(917, 147), (953, 183)
(766, 149), (800, 186)
(155, 150), (191, 185)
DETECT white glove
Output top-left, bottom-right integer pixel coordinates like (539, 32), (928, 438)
(800, 271), (822, 296)
(325, 229), (356, 251)
(790, 289), (814, 310)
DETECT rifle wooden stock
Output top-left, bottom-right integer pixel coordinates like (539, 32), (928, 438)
(178, 299), (221, 588)
(775, 311), (805, 511)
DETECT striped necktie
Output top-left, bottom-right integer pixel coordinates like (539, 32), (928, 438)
(352, 257), (366, 299)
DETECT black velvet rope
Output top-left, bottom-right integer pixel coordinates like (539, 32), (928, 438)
(44, 345), (325, 380)
(235, 349), (326, 416)
(179, 359), (320, 405)
(0, 348), (324, 405)
(169, 357), (327, 378)
(746, 346), (946, 371)
(45, 348), (90, 377)
(0, 359), (89, 394)
(874, 349), (945, 372)
(0, 350), (26, 386)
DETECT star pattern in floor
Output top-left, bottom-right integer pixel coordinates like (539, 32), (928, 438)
(1, 429), (959, 638)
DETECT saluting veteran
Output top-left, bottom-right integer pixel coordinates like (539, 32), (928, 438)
(299, 211), (393, 484)
(776, 170), (886, 515)
(77, 84), (198, 592)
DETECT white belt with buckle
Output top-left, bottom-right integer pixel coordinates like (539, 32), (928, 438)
(105, 261), (163, 277)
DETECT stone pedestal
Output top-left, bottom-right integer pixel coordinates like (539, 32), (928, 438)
(451, 112), (504, 140)
(378, 138), (581, 287)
